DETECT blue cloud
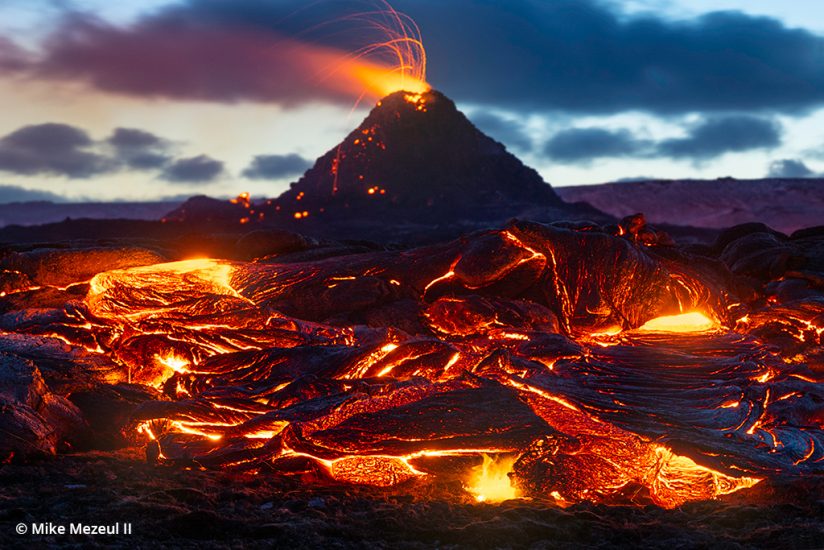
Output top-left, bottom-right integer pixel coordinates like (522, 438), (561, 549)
(469, 111), (533, 152)
(242, 154), (312, 180)
(0, 123), (113, 178)
(0, 184), (65, 202)
(107, 127), (172, 170)
(405, 1), (824, 114)
(543, 115), (782, 163)
(544, 128), (648, 162)
(658, 116), (781, 159)
(768, 159), (816, 178)
(161, 154), (224, 183)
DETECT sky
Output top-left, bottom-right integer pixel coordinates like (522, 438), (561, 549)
(1, 0), (824, 202)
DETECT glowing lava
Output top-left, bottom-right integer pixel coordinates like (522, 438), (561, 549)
(652, 446), (761, 506)
(637, 312), (717, 333)
(467, 454), (519, 503)
(7, 203), (819, 512)
(87, 258), (244, 319)
(352, 63), (429, 98)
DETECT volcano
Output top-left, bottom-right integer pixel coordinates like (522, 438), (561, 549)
(274, 90), (574, 221)
(165, 90), (605, 239)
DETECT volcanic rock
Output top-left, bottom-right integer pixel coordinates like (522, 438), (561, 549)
(163, 195), (250, 224)
(720, 231), (800, 279)
(0, 213), (822, 510)
(0, 352), (86, 458)
(69, 383), (160, 450)
(234, 229), (318, 260)
(0, 246), (167, 288)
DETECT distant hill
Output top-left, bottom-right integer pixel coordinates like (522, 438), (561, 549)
(0, 201), (178, 228)
(557, 178), (824, 235)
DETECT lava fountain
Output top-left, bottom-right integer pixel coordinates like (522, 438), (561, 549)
(308, 0), (429, 100)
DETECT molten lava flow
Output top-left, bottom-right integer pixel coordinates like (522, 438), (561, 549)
(637, 312), (717, 333)
(467, 454), (519, 502)
(651, 446), (761, 508)
(8, 222), (821, 510)
(89, 258), (237, 298)
(325, 455), (425, 487)
(152, 352), (191, 388)
(156, 353), (189, 374)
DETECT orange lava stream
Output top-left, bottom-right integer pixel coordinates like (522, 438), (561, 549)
(34, 230), (816, 510)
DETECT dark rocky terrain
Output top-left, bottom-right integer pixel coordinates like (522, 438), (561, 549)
(1, 450), (822, 549)
(267, 90), (576, 223)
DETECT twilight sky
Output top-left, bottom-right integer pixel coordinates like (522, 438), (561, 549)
(1, 0), (824, 202)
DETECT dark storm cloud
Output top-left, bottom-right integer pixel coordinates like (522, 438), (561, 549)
(543, 116), (782, 163)
(106, 127), (172, 170)
(658, 116), (781, 160)
(11, 0), (824, 113)
(544, 128), (648, 163)
(161, 155), (224, 183)
(108, 128), (165, 150)
(0, 123), (113, 178)
(404, 1), (824, 114)
(243, 154), (312, 180)
(469, 111), (533, 152)
(125, 152), (171, 170)
(0, 122), (223, 181)
(768, 159), (816, 178)
(0, 184), (65, 202)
